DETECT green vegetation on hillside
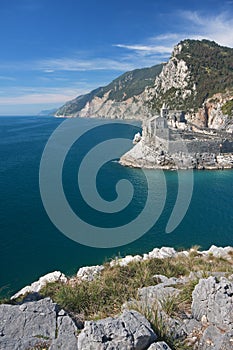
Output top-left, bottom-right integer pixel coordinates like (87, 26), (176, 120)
(148, 39), (233, 113)
(177, 39), (233, 108)
(56, 64), (163, 115)
(222, 99), (233, 116)
(56, 40), (233, 117)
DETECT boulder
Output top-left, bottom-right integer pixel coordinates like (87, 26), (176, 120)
(77, 309), (157, 350)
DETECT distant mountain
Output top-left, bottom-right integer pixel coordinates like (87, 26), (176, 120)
(38, 108), (57, 116)
(55, 39), (233, 131)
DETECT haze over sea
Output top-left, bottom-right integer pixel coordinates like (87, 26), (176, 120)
(0, 116), (233, 297)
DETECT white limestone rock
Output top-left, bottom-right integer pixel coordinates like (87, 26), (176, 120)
(11, 271), (67, 300)
(143, 247), (176, 260)
(110, 255), (142, 267)
(76, 265), (104, 281)
(201, 245), (233, 259)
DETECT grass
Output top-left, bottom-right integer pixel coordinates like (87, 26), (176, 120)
(39, 251), (232, 321)
(131, 300), (192, 350)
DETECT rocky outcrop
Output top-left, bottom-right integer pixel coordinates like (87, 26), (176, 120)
(0, 246), (233, 349)
(126, 274), (233, 349)
(191, 276), (233, 330)
(55, 40), (233, 135)
(78, 310), (157, 350)
(192, 92), (233, 132)
(119, 139), (233, 170)
(11, 271), (67, 300)
(0, 301), (162, 350)
(76, 265), (105, 282)
(10, 246), (233, 301)
(0, 298), (79, 350)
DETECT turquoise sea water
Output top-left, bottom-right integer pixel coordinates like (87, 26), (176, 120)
(0, 116), (233, 297)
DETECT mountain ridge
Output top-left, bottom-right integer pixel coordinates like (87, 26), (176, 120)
(55, 64), (163, 118)
(55, 39), (233, 131)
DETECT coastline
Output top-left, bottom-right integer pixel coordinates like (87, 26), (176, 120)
(119, 139), (233, 170)
(1, 244), (232, 350)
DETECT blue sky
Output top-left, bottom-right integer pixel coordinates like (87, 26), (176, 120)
(0, 0), (233, 115)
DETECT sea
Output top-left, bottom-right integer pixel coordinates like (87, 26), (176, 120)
(0, 115), (233, 297)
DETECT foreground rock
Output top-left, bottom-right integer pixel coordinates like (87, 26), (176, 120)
(128, 274), (233, 349)
(192, 276), (233, 331)
(0, 298), (78, 350)
(0, 301), (162, 350)
(2, 245), (232, 349)
(78, 310), (157, 350)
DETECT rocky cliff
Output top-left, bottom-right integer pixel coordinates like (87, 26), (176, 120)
(55, 39), (233, 132)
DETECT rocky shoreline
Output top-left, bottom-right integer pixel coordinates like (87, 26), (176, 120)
(0, 245), (232, 349)
(120, 139), (233, 170)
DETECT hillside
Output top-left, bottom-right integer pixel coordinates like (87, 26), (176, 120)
(148, 40), (233, 111)
(55, 64), (163, 117)
(55, 39), (233, 131)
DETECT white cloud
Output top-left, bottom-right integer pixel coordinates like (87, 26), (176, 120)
(114, 44), (173, 54)
(181, 11), (233, 47)
(0, 57), (136, 73)
(0, 87), (86, 106)
(114, 11), (233, 65)
(38, 57), (135, 72)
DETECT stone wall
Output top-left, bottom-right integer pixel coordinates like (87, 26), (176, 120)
(143, 134), (233, 154)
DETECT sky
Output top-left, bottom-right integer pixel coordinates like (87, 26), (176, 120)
(0, 0), (233, 115)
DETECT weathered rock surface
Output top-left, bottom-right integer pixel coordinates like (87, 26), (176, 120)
(148, 341), (171, 350)
(0, 298), (78, 350)
(110, 255), (142, 267)
(201, 245), (233, 260)
(119, 139), (233, 170)
(191, 276), (233, 330)
(125, 272), (233, 349)
(77, 310), (157, 350)
(147, 341), (172, 350)
(198, 325), (233, 350)
(76, 265), (105, 281)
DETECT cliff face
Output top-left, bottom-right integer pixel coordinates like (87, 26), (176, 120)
(55, 39), (233, 132)
(55, 64), (163, 119)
